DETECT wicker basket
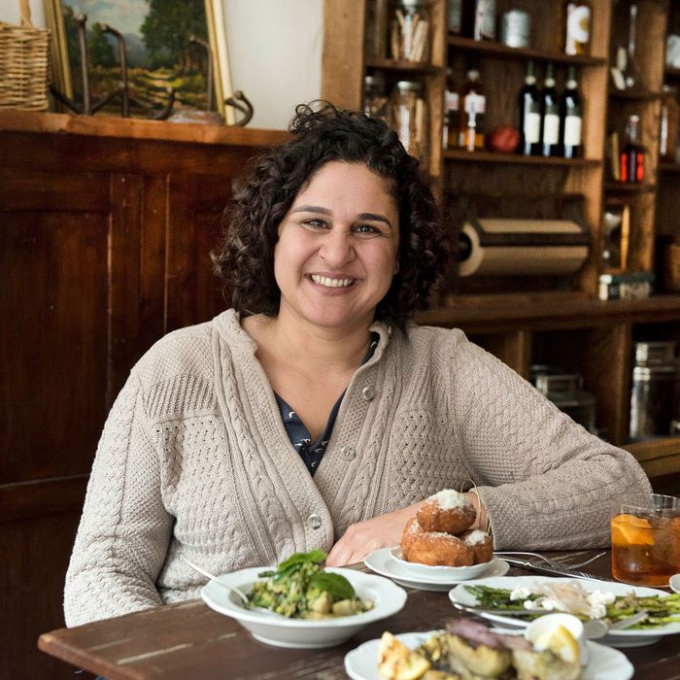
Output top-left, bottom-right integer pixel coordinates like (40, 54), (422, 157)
(0, 0), (50, 111)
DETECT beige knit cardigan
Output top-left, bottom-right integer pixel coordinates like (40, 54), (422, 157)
(64, 310), (651, 626)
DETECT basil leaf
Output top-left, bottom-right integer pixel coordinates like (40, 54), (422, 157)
(308, 573), (355, 600)
(277, 549), (327, 572)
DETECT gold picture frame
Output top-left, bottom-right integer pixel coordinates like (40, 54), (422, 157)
(43, 0), (234, 123)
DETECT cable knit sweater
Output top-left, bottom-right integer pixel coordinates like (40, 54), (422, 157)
(64, 309), (651, 626)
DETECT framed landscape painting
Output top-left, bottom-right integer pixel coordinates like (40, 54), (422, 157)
(44, 0), (234, 121)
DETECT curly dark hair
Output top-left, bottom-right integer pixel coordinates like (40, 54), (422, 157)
(212, 101), (449, 329)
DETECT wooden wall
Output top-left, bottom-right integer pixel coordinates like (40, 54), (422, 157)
(0, 114), (287, 679)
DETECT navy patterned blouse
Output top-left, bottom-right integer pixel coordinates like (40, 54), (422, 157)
(275, 334), (379, 475)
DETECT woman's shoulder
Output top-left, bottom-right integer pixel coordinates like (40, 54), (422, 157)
(133, 310), (239, 388)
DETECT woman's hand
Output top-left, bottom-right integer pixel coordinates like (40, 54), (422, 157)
(325, 491), (488, 567)
(326, 502), (424, 567)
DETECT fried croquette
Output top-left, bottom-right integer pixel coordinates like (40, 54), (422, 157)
(406, 532), (474, 567)
(417, 489), (476, 535)
(400, 516), (423, 560)
(459, 529), (494, 564)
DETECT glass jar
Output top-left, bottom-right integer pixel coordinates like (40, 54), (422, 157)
(364, 74), (388, 123)
(390, 0), (431, 62)
(534, 371), (597, 434)
(660, 85), (679, 162)
(630, 341), (680, 440)
(390, 80), (429, 167)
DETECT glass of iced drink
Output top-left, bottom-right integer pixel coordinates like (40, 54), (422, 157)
(611, 493), (680, 587)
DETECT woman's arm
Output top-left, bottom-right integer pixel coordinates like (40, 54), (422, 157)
(453, 341), (652, 551)
(64, 372), (173, 626)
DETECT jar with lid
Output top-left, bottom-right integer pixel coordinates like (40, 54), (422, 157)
(390, 80), (429, 167)
(390, 0), (431, 62)
(660, 85), (679, 162)
(364, 73), (388, 124)
(630, 341), (680, 440)
(533, 370), (597, 433)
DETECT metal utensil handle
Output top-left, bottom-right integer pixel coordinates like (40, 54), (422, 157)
(502, 556), (609, 582)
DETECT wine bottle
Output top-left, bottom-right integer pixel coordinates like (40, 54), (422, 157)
(560, 66), (582, 159)
(518, 61), (541, 156)
(561, 1), (592, 56)
(620, 114), (645, 183)
(459, 61), (486, 151)
(443, 68), (460, 148)
(540, 63), (560, 157)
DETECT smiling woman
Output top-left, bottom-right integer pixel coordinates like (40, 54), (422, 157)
(63, 101), (651, 629)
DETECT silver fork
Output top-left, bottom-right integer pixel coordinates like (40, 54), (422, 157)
(495, 551), (607, 569)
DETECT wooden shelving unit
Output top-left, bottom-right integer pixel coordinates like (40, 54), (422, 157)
(321, 0), (680, 475)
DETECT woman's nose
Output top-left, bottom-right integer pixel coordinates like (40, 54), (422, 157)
(319, 229), (355, 267)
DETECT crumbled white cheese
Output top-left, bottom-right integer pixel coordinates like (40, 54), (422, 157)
(428, 489), (471, 510)
(510, 586), (532, 601)
(463, 530), (488, 546)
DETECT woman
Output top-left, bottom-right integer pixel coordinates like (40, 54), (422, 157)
(64, 103), (650, 626)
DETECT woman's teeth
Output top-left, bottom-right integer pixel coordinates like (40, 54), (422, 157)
(310, 275), (355, 288)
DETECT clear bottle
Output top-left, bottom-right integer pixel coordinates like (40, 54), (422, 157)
(560, 65), (583, 159)
(443, 68), (460, 148)
(518, 61), (541, 156)
(540, 63), (560, 157)
(447, 0), (463, 35)
(473, 0), (496, 41)
(363, 73), (388, 124)
(620, 114), (645, 183)
(459, 61), (486, 151)
(390, 80), (430, 167)
(660, 85), (680, 162)
(621, 3), (643, 90)
(560, 1), (592, 56)
(390, 0), (432, 63)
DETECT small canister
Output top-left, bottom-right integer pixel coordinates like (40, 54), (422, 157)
(500, 9), (530, 48)
(364, 73), (388, 123)
(391, 0), (432, 62)
(533, 370), (597, 434)
(390, 80), (429, 167)
(630, 341), (680, 440)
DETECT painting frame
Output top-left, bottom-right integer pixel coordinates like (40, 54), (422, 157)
(43, 0), (234, 123)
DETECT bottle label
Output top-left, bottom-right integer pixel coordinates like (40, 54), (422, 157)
(445, 91), (459, 111)
(543, 113), (560, 144)
(465, 93), (486, 114)
(567, 6), (591, 45)
(564, 115), (582, 146)
(524, 112), (541, 143)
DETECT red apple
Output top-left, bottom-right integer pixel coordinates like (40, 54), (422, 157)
(487, 124), (521, 154)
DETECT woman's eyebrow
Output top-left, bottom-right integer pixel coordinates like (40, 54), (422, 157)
(358, 213), (393, 229)
(291, 205), (332, 215)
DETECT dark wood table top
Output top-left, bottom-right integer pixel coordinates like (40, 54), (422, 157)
(39, 551), (680, 679)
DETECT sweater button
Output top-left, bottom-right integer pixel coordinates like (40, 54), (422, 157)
(361, 386), (374, 401)
(340, 445), (356, 460)
(307, 513), (322, 530)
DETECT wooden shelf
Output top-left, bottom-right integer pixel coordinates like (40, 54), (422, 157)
(623, 436), (680, 477)
(665, 66), (680, 78)
(608, 89), (662, 101)
(417, 294), (680, 332)
(443, 149), (601, 167)
(365, 57), (444, 76)
(446, 36), (607, 67)
(604, 181), (657, 194)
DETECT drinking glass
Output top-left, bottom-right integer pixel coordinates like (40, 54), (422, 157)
(611, 493), (680, 587)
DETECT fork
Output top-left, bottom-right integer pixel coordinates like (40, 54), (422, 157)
(495, 551), (607, 569)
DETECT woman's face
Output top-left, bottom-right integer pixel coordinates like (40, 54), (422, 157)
(274, 161), (400, 334)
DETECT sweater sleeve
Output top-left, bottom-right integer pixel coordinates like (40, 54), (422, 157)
(450, 339), (652, 551)
(64, 371), (173, 626)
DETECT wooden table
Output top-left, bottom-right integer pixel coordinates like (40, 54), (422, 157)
(39, 551), (680, 679)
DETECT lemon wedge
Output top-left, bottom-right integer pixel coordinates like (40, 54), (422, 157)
(534, 624), (580, 665)
(611, 513), (655, 546)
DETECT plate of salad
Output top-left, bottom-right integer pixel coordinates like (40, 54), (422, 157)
(201, 550), (407, 648)
(449, 576), (680, 647)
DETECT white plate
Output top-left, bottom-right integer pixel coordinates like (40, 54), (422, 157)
(449, 575), (680, 648)
(201, 567), (406, 649)
(364, 547), (509, 591)
(390, 546), (494, 582)
(344, 630), (633, 680)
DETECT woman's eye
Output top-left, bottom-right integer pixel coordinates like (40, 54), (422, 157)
(354, 224), (383, 236)
(302, 218), (328, 229)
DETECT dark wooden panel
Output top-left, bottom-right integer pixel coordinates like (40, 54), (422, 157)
(0, 476), (88, 523)
(0, 510), (86, 679)
(0, 210), (109, 483)
(165, 174), (233, 332)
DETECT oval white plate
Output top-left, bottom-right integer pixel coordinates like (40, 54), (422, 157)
(449, 575), (680, 648)
(364, 547), (509, 591)
(344, 630), (633, 680)
(201, 567), (406, 649)
(390, 546), (494, 582)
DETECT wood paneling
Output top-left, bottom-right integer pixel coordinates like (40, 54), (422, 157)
(0, 115), (279, 679)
